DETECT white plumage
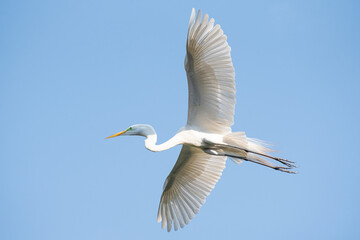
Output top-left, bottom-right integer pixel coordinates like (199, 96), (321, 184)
(158, 145), (226, 231)
(185, 8), (235, 135)
(106, 8), (295, 232)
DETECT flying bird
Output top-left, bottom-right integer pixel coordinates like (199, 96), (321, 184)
(106, 8), (296, 232)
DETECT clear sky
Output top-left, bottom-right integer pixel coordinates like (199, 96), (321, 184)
(1, 0), (359, 239)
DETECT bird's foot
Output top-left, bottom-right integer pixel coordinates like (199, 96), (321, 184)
(273, 166), (297, 174)
(272, 157), (297, 168)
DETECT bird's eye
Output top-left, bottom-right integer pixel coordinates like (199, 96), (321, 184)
(128, 127), (132, 130)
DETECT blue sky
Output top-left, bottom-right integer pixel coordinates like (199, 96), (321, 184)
(1, 0), (359, 239)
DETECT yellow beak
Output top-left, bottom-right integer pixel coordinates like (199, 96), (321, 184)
(105, 129), (128, 139)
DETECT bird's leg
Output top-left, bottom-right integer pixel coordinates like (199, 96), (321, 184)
(206, 141), (296, 168)
(203, 148), (296, 174)
(227, 153), (296, 174)
(234, 146), (296, 168)
(224, 153), (297, 174)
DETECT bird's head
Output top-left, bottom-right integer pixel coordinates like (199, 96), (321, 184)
(106, 124), (155, 139)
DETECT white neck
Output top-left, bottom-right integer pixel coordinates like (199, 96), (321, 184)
(145, 134), (182, 152)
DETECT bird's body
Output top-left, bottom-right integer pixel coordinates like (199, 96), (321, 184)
(145, 126), (224, 152)
(106, 8), (296, 232)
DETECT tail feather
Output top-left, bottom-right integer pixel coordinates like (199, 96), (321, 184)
(223, 132), (274, 165)
(223, 132), (247, 164)
(202, 132), (295, 173)
(223, 132), (294, 171)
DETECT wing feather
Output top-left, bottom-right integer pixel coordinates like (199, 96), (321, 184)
(157, 145), (226, 231)
(185, 9), (236, 134)
(157, 8), (234, 232)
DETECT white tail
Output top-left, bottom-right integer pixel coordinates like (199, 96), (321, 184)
(222, 132), (296, 174)
(224, 132), (273, 165)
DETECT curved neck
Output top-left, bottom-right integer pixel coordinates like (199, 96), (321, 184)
(144, 133), (182, 152)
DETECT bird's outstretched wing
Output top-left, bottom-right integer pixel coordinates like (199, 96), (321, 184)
(157, 145), (226, 231)
(185, 8), (236, 134)
(157, 9), (234, 231)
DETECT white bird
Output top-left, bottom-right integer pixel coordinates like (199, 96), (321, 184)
(106, 8), (296, 232)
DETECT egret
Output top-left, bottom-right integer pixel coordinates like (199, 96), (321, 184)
(106, 8), (296, 232)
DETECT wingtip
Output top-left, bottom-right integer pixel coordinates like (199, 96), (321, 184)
(196, 9), (202, 23)
(189, 8), (196, 26)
